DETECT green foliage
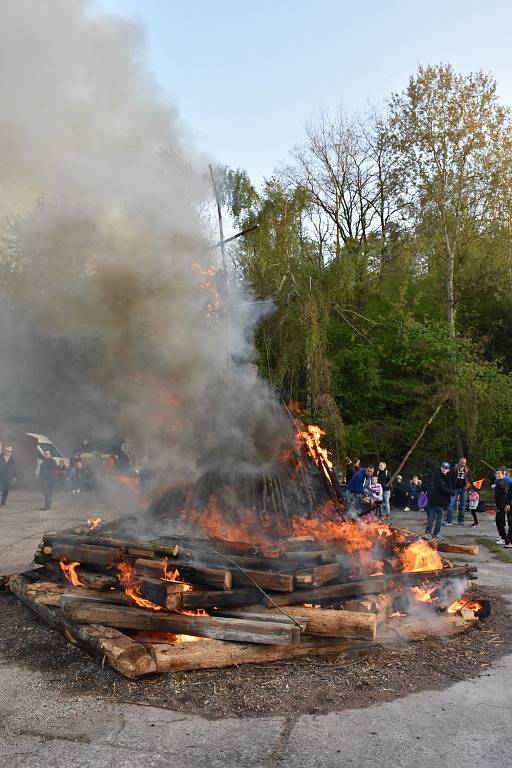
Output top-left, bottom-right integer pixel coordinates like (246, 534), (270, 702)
(224, 63), (512, 475)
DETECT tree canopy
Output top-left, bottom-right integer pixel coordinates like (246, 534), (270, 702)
(224, 64), (512, 473)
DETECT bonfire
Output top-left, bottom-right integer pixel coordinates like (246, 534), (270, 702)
(8, 416), (484, 679)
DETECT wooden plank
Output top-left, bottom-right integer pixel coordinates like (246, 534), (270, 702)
(135, 577), (185, 610)
(133, 558), (232, 591)
(265, 578), (386, 607)
(8, 575), (156, 678)
(218, 606), (376, 640)
(181, 588), (263, 610)
(344, 594), (394, 623)
(432, 541), (479, 556)
(377, 613), (478, 643)
(76, 569), (119, 590)
(43, 544), (123, 567)
(231, 569), (295, 592)
(62, 600), (301, 646)
(150, 637), (360, 672)
(25, 581), (130, 607)
(385, 565), (477, 585)
(294, 563), (340, 588)
(43, 533), (180, 558)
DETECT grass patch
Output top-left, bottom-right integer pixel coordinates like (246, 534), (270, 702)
(477, 537), (512, 564)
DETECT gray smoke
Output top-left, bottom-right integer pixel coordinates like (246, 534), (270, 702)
(0, 0), (291, 478)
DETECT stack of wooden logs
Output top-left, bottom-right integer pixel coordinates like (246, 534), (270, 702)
(7, 522), (481, 679)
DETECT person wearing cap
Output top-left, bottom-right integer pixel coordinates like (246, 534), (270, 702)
(425, 461), (452, 539)
(0, 446), (17, 506)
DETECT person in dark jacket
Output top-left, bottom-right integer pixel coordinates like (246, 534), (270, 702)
(346, 465), (374, 514)
(447, 457), (471, 525)
(405, 475), (422, 510)
(0, 446), (17, 506)
(376, 461), (392, 518)
(425, 461), (452, 539)
(345, 458), (360, 483)
(39, 450), (57, 511)
(492, 468), (512, 547)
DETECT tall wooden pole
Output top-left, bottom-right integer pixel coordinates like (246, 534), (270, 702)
(209, 164), (228, 281)
(390, 401), (445, 483)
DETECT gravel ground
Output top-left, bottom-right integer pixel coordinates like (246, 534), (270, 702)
(0, 584), (510, 720)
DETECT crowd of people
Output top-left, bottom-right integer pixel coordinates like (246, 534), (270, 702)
(0, 439), (150, 512)
(342, 455), (512, 548)
(2, 439), (512, 549)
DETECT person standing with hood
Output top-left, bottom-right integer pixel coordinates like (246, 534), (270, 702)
(39, 449), (57, 511)
(425, 461), (452, 540)
(0, 446), (17, 506)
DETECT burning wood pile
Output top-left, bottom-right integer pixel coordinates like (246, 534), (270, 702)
(8, 422), (485, 679)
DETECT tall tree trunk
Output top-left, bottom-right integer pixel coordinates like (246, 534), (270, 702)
(443, 224), (464, 456)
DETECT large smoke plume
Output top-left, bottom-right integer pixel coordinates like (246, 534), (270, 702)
(0, 0), (291, 479)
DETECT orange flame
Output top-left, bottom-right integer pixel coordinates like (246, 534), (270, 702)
(410, 585), (436, 603)
(59, 559), (83, 587)
(161, 559), (192, 592)
(296, 423), (334, 486)
(447, 598), (482, 614)
(87, 517), (102, 530)
(183, 495), (281, 554)
(399, 540), (444, 572)
(192, 262), (220, 318)
(116, 562), (162, 611)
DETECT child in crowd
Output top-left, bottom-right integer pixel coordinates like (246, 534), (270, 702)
(468, 483), (480, 527)
(368, 475), (383, 514)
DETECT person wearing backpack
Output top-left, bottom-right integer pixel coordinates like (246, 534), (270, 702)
(425, 461), (452, 540)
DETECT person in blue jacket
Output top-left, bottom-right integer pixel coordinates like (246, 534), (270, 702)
(346, 464), (374, 495)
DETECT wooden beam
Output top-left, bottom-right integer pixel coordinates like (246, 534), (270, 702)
(42, 543), (123, 568)
(377, 612), (478, 643)
(150, 637), (356, 673)
(294, 563), (340, 588)
(231, 569), (294, 592)
(181, 588), (263, 610)
(62, 600), (301, 646)
(265, 578), (386, 607)
(133, 558), (232, 591)
(344, 594), (394, 623)
(432, 541), (479, 556)
(8, 575), (156, 678)
(216, 606), (377, 640)
(24, 581), (130, 607)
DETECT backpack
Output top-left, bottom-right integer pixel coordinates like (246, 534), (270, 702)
(417, 491), (428, 509)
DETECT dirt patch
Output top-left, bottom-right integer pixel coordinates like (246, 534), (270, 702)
(0, 586), (510, 720)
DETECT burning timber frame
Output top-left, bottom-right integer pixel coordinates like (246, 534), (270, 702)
(5, 514), (484, 679)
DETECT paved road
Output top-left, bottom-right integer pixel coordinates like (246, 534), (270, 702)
(1, 491), (511, 768)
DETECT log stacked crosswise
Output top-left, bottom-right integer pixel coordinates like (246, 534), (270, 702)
(8, 520), (481, 678)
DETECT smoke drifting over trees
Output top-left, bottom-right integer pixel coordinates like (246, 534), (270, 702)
(0, 0), (291, 476)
